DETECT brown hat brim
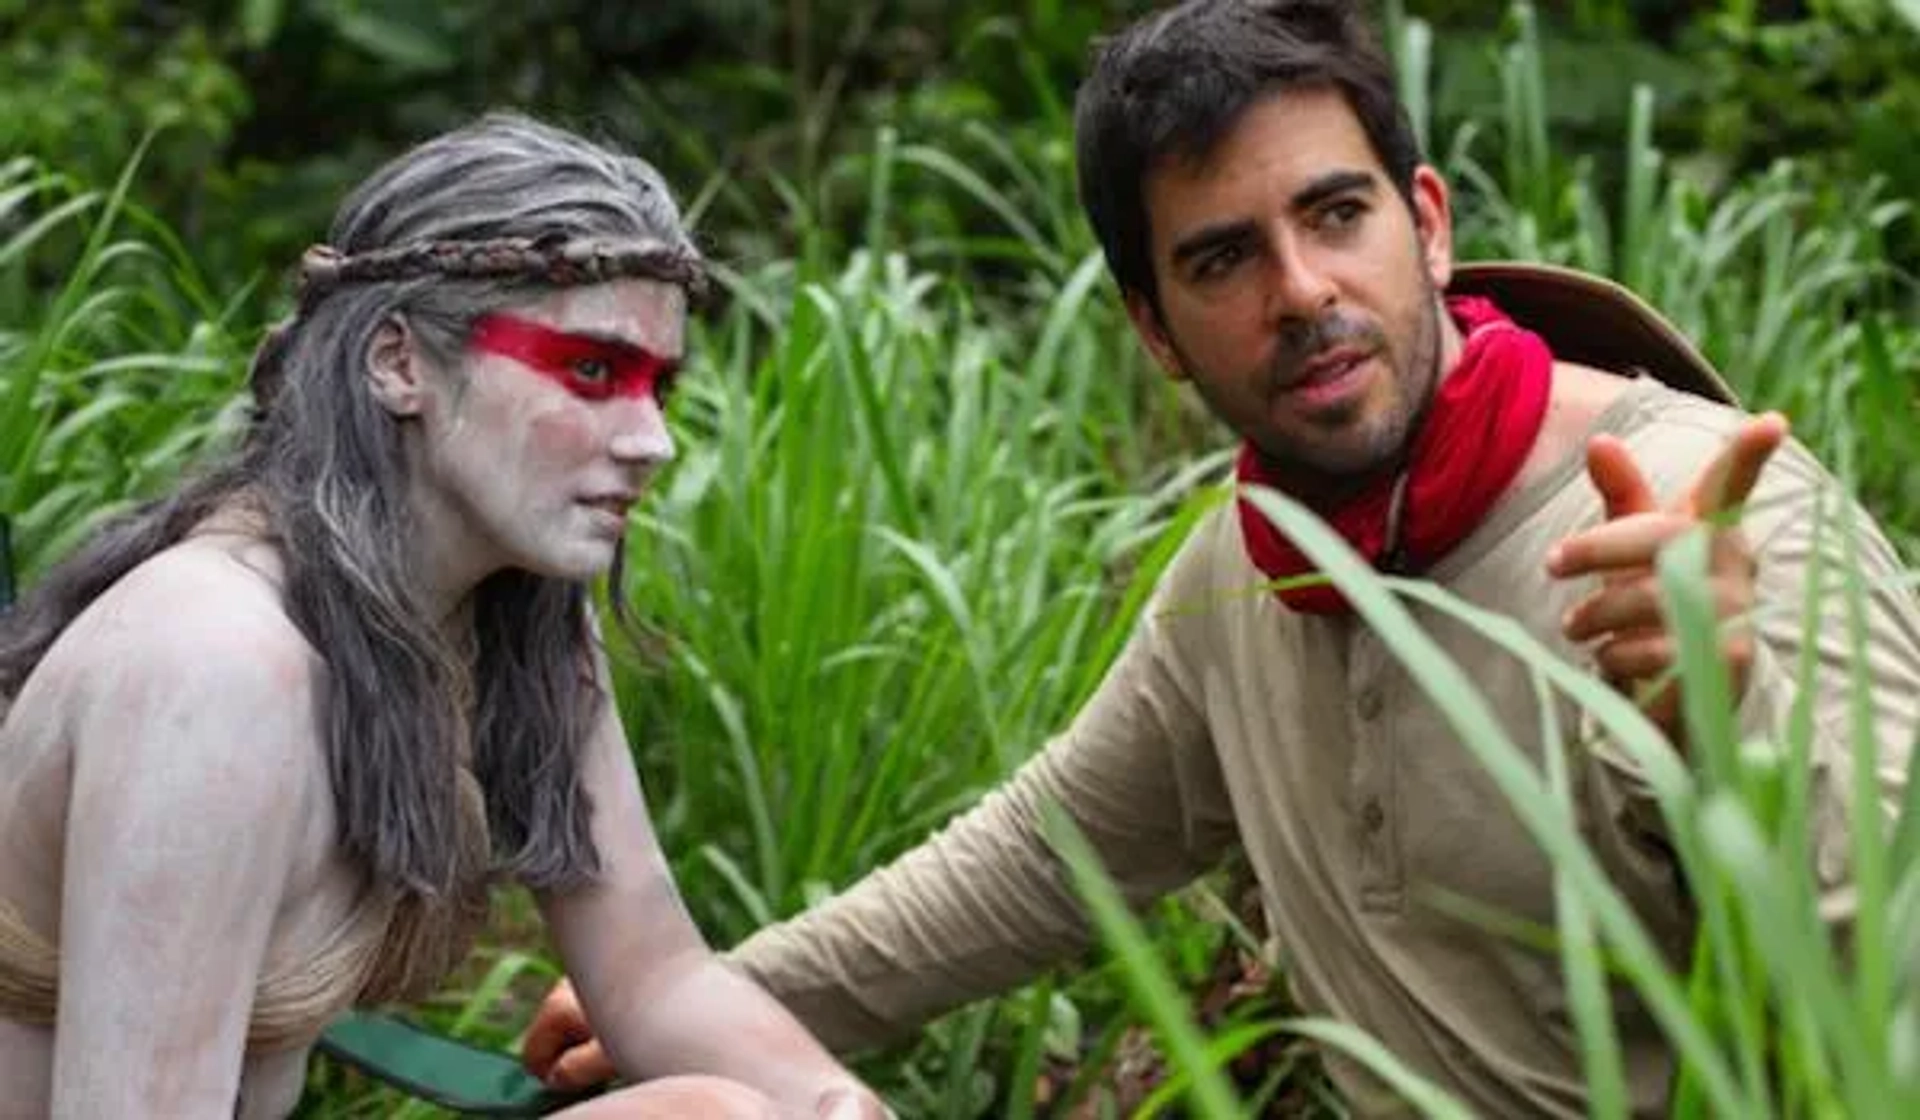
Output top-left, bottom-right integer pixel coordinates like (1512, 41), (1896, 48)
(1450, 261), (1739, 407)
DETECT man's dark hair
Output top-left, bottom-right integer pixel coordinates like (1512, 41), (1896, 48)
(1074, 0), (1422, 312)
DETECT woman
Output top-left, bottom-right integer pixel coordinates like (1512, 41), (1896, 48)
(0, 113), (885, 1118)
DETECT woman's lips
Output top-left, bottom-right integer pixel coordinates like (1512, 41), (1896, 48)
(578, 495), (635, 535)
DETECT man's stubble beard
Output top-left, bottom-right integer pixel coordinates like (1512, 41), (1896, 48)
(1193, 283), (1447, 505)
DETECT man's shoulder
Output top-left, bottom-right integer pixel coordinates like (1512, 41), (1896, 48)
(1152, 485), (1247, 604)
(1604, 379), (1840, 512)
(1601, 374), (1747, 450)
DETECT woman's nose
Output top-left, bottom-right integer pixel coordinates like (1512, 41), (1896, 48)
(606, 394), (675, 467)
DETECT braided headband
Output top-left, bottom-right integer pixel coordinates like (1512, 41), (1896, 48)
(247, 235), (706, 420)
(294, 232), (709, 306)
(249, 233), (707, 415)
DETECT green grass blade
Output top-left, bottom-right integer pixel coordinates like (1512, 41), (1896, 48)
(1043, 802), (1250, 1119)
(1274, 1019), (1476, 1120)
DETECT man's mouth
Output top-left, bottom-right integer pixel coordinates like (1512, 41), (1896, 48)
(1281, 347), (1375, 410)
(1290, 347), (1371, 389)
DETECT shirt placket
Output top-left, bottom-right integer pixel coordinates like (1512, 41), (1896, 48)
(1349, 629), (1403, 912)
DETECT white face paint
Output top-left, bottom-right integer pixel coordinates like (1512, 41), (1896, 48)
(408, 278), (687, 592)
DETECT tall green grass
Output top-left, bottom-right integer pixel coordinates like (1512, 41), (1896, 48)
(0, 147), (252, 581)
(621, 247), (1249, 1118)
(1418, 2), (1919, 543)
(612, 244), (1212, 933)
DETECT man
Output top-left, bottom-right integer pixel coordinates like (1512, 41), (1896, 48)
(525, 2), (1920, 1115)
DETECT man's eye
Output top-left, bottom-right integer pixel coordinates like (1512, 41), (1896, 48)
(1320, 200), (1366, 231)
(1195, 244), (1247, 280)
(572, 357), (613, 384)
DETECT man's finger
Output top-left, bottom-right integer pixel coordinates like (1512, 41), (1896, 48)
(1561, 576), (1665, 642)
(548, 1039), (617, 1091)
(521, 1019), (576, 1079)
(522, 980), (589, 1077)
(1585, 434), (1659, 521)
(1546, 512), (1689, 578)
(1691, 412), (1789, 516)
(1594, 630), (1675, 683)
(816, 1087), (890, 1120)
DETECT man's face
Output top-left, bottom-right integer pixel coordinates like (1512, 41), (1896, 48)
(413, 277), (686, 582)
(1128, 86), (1457, 497)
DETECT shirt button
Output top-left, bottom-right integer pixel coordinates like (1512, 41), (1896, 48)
(1361, 800), (1386, 833)
(1356, 688), (1384, 721)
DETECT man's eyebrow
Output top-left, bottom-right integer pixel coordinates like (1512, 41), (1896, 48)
(1167, 170), (1382, 267)
(1290, 169), (1378, 213)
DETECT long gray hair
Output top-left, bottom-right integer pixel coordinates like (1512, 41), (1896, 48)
(0, 112), (702, 904)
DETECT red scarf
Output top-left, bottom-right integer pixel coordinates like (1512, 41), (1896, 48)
(1237, 296), (1552, 614)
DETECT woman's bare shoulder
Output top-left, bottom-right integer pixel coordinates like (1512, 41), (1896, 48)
(6, 536), (343, 907)
(63, 537), (312, 679)
(34, 538), (327, 780)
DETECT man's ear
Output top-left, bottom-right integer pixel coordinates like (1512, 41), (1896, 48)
(1410, 164), (1455, 291)
(366, 315), (429, 417)
(1124, 291), (1189, 383)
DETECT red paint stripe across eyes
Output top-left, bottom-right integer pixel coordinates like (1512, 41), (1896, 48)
(469, 314), (680, 403)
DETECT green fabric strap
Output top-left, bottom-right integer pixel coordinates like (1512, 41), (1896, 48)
(315, 1012), (593, 1117)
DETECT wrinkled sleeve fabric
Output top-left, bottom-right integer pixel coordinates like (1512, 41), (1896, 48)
(1583, 434), (1920, 923)
(725, 559), (1239, 1053)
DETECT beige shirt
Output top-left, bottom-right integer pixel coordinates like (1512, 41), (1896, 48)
(726, 379), (1920, 1118)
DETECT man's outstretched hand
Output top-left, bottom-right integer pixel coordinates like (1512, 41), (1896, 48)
(1547, 412), (1790, 743)
(523, 977), (617, 1092)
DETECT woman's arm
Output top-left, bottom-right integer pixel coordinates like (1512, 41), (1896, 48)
(534, 649), (885, 1117)
(50, 555), (325, 1116)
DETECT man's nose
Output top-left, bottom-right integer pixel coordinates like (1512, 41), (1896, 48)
(606, 393), (676, 468)
(1265, 228), (1338, 321)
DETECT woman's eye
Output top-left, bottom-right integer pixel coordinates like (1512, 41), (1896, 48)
(572, 357), (612, 384)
